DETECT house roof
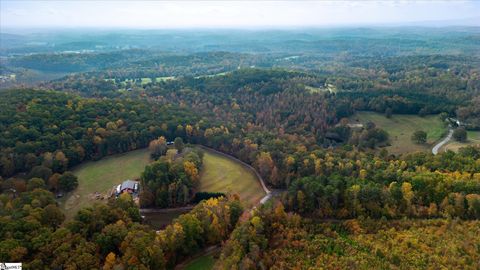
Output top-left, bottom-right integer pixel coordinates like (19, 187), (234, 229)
(121, 180), (138, 191)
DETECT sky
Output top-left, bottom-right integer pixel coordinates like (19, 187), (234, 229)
(1, 0), (479, 29)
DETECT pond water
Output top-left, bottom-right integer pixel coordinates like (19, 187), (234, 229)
(142, 208), (192, 230)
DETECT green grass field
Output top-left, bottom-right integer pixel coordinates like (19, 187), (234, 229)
(198, 150), (265, 206)
(61, 146), (264, 221)
(183, 255), (215, 270)
(61, 148), (151, 220)
(441, 130), (480, 152)
(349, 111), (447, 154)
(108, 73), (230, 88)
(305, 83), (337, 94)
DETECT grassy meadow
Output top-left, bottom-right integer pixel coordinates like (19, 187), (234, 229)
(350, 111), (447, 154)
(107, 72), (229, 88)
(198, 150), (265, 206)
(60, 146), (265, 221)
(60, 148), (151, 220)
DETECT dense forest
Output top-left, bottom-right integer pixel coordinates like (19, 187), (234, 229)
(1, 28), (480, 269)
(140, 146), (204, 208)
(217, 204), (480, 269)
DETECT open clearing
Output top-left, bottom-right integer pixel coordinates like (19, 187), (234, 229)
(61, 148), (151, 220)
(350, 111), (446, 154)
(440, 130), (480, 153)
(108, 72), (230, 88)
(198, 149), (265, 207)
(305, 83), (337, 94)
(61, 146), (264, 222)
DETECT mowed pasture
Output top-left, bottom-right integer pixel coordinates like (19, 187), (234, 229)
(60, 146), (265, 221)
(441, 130), (480, 153)
(350, 111), (447, 154)
(198, 149), (265, 206)
(61, 148), (151, 220)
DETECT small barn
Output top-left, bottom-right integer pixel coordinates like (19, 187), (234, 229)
(115, 180), (139, 197)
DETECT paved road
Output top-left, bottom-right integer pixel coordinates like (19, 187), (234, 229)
(432, 128), (453, 155)
(174, 146), (277, 269)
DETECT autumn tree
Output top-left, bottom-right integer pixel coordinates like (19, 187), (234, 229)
(184, 161), (199, 182)
(174, 137), (184, 153)
(453, 127), (467, 142)
(58, 172), (78, 192)
(411, 130), (427, 144)
(27, 178), (46, 191)
(149, 136), (167, 160)
(255, 152), (274, 183)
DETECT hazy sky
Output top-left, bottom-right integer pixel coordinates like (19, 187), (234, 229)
(1, 0), (479, 29)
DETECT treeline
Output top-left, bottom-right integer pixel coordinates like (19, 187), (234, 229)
(216, 204), (480, 269)
(281, 146), (480, 219)
(0, 185), (242, 269)
(1, 170), (79, 198)
(0, 89), (202, 179)
(457, 96), (480, 129)
(7, 49), (155, 73)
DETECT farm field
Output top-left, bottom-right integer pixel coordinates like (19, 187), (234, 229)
(349, 111), (446, 154)
(305, 83), (337, 94)
(106, 76), (176, 86)
(440, 130), (480, 153)
(107, 72), (230, 88)
(198, 149), (265, 207)
(60, 148), (152, 220)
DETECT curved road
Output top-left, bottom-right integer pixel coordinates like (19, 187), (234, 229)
(174, 146), (276, 269)
(197, 145), (272, 204)
(432, 128), (453, 155)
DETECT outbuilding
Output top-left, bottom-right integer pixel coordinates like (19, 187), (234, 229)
(115, 180), (139, 196)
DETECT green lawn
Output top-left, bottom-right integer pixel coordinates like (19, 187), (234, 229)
(60, 148), (151, 220)
(441, 130), (480, 152)
(305, 84), (337, 94)
(183, 255), (215, 270)
(61, 147), (265, 221)
(349, 111), (447, 154)
(140, 78), (152, 84)
(199, 149), (265, 207)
